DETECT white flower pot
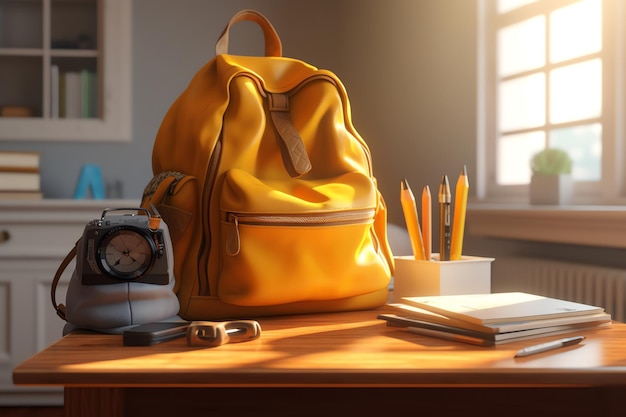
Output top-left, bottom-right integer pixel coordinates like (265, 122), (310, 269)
(529, 173), (573, 205)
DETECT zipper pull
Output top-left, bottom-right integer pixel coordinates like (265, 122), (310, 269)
(226, 215), (241, 256)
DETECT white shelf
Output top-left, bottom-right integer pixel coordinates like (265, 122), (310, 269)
(0, 198), (139, 405)
(0, 0), (132, 141)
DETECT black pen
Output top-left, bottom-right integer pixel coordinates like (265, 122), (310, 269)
(438, 175), (451, 261)
(514, 336), (585, 358)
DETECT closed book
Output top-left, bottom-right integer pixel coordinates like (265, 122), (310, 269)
(81, 69), (95, 118)
(404, 321), (610, 346)
(0, 190), (43, 200)
(59, 72), (66, 118)
(378, 313), (611, 346)
(51, 64), (60, 118)
(64, 71), (82, 119)
(0, 151), (40, 171)
(387, 302), (611, 334)
(401, 292), (604, 326)
(89, 70), (98, 117)
(0, 171), (40, 191)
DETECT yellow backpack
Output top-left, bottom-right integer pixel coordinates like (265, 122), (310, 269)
(142, 9), (394, 320)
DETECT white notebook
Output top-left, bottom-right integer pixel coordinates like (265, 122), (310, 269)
(401, 292), (604, 325)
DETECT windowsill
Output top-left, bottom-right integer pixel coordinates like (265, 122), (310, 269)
(467, 203), (626, 249)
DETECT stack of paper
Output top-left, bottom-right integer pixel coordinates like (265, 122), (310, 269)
(380, 292), (611, 346)
(0, 151), (43, 199)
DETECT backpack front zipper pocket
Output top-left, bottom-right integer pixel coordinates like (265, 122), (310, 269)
(214, 168), (390, 307)
(225, 209), (376, 256)
(216, 208), (389, 307)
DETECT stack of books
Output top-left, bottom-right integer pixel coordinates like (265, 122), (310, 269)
(50, 65), (98, 119)
(380, 292), (611, 346)
(0, 151), (43, 199)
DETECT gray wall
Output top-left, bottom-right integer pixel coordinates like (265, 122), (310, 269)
(6, 0), (620, 265)
(1, 0), (477, 221)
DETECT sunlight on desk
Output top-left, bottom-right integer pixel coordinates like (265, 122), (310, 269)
(15, 310), (626, 390)
(52, 318), (599, 375)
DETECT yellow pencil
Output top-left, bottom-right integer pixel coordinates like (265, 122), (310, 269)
(438, 175), (452, 261)
(450, 166), (469, 260)
(401, 179), (426, 260)
(421, 185), (432, 261)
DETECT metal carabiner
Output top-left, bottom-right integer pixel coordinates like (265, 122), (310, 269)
(186, 320), (261, 347)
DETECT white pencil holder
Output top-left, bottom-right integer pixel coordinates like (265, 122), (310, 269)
(392, 255), (494, 302)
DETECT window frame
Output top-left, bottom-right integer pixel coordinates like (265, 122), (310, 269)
(476, 0), (625, 205)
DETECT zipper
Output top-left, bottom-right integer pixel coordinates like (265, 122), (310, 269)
(225, 208), (375, 256)
(198, 140), (222, 295)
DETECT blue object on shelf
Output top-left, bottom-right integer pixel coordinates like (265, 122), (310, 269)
(74, 164), (105, 199)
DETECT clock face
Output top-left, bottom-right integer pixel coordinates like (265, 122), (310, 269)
(97, 227), (155, 280)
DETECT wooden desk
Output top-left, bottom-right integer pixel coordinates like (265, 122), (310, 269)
(13, 310), (626, 417)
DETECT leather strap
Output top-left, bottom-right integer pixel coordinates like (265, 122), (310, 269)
(269, 93), (312, 177)
(216, 10), (310, 176)
(51, 242), (78, 321)
(142, 171), (185, 203)
(215, 9), (282, 57)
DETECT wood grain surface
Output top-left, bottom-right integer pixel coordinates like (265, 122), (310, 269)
(14, 309), (626, 388)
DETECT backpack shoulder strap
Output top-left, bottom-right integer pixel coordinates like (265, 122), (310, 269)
(51, 242), (78, 321)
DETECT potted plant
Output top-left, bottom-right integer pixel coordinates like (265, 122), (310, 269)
(529, 148), (573, 205)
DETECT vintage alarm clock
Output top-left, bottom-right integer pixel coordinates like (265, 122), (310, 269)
(79, 207), (170, 285)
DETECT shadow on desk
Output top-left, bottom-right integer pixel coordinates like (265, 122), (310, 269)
(15, 310), (626, 417)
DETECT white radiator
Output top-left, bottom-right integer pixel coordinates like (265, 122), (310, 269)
(492, 257), (626, 323)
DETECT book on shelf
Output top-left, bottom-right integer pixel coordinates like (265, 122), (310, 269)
(51, 65), (60, 118)
(64, 71), (82, 119)
(0, 151), (41, 194)
(56, 69), (97, 119)
(81, 69), (98, 118)
(400, 292), (604, 326)
(0, 151), (40, 171)
(0, 190), (43, 200)
(0, 171), (40, 192)
(59, 70), (66, 118)
(378, 313), (611, 346)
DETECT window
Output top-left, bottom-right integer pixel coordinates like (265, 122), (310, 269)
(477, 0), (625, 204)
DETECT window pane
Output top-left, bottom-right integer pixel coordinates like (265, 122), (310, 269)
(550, 59), (601, 124)
(498, 0), (537, 14)
(550, 0), (601, 64)
(499, 73), (546, 132)
(550, 124), (601, 181)
(498, 16), (545, 77)
(498, 131), (545, 185)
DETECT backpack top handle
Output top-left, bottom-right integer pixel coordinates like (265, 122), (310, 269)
(215, 9), (283, 57)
